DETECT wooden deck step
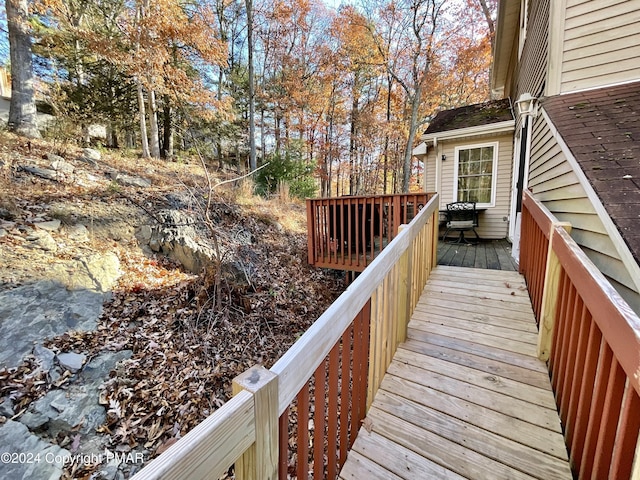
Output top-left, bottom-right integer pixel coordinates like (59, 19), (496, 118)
(340, 266), (572, 480)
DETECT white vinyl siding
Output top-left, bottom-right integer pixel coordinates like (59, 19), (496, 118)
(527, 113), (640, 312)
(560, 0), (640, 92)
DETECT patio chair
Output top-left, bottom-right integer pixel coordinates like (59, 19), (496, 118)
(443, 201), (480, 244)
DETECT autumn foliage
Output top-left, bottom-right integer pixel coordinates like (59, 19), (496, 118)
(27, 0), (494, 191)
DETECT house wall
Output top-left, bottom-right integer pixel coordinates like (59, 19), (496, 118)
(426, 133), (513, 239)
(559, 0), (640, 93)
(527, 113), (640, 313)
(516, 0), (550, 101)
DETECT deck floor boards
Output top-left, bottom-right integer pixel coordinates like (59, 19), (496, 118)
(437, 239), (519, 271)
(340, 266), (572, 480)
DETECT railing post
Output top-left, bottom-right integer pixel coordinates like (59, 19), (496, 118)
(232, 365), (279, 480)
(396, 224), (411, 344)
(431, 208), (439, 272)
(537, 222), (572, 361)
(306, 200), (315, 267)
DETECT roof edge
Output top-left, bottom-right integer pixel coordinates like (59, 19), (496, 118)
(421, 120), (515, 144)
(491, 1), (520, 95)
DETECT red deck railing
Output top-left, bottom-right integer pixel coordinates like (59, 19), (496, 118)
(306, 193), (432, 271)
(520, 190), (640, 479)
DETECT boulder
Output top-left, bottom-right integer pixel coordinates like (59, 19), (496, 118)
(111, 173), (151, 188)
(21, 165), (59, 181)
(140, 210), (217, 274)
(80, 148), (101, 165)
(49, 252), (122, 292)
(34, 219), (61, 232)
(24, 230), (57, 252)
(65, 224), (89, 242)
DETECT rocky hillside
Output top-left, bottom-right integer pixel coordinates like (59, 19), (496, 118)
(0, 132), (345, 479)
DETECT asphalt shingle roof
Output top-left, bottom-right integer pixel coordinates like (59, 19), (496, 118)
(424, 99), (513, 134)
(542, 81), (640, 265)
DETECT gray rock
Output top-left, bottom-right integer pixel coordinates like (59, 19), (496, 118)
(33, 345), (56, 372)
(34, 219), (62, 232)
(0, 207), (15, 220)
(56, 352), (86, 373)
(20, 351), (132, 438)
(0, 281), (104, 369)
(18, 409), (49, 431)
(111, 173), (151, 188)
(80, 253), (122, 292)
(49, 159), (74, 175)
(65, 224), (89, 242)
(0, 420), (69, 480)
(142, 210), (217, 274)
(0, 228), (6, 238)
(49, 252), (121, 292)
(46, 153), (66, 164)
(25, 387), (106, 436)
(0, 397), (14, 417)
(21, 165), (59, 181)
(81, 148), (101, 163)
(80, 350), (132, 383)
(25, 230), (57, 252)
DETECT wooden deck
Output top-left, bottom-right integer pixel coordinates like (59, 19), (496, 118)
(437, 239), (519, 271)
(340, 266), (572, 480)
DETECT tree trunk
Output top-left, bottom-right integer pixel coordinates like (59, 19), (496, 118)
(349, 92), (359, 195)
(402, 85), (422, 193)
(6, 0), (40, 138)
(137, 82), (150, 158)
(162, 99), (173, 159)
(245, 0), (257, 171)
(148, 88), (161, 158)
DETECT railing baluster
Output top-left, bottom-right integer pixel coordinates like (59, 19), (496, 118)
(565, 305), (590, 449)
(313, 360), (326, 478)
(592, 358), (626, 478)
(559, 293), (583, 425)
(569, 320), (601, 470)
(296, 383), (310, 480)
(580, 342), (613, 478)
(278, 408), (288, 480)
(327, 343), (340, 479)
(609, 381), (640, 479)
(339, 324), (352, 468)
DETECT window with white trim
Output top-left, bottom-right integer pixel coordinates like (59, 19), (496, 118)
(454, 143), (498, 207)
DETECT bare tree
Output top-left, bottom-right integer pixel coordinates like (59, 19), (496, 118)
(369, 0), (447, 192)
(246, 0), (257, 171)
(477, 0), (495, 51)
(6, 0), (40, 138)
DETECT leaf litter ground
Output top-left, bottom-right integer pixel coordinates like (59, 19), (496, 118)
(0, 133), (345, 479)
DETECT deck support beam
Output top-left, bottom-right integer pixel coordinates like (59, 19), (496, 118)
(233, 366), (279, 480)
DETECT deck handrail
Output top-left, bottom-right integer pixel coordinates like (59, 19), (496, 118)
(132, 193), (441, 480)
(520, 190), (640, 478)
(306, 193), (431, 271)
